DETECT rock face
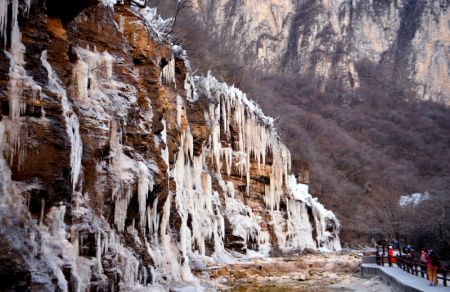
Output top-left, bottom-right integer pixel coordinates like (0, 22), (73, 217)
(192, 0), (450, 104)
(0, 0), (340, 290)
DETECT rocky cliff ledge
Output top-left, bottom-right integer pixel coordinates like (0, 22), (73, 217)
(0, 1), (340, 290)
(192, 0), (450, 104)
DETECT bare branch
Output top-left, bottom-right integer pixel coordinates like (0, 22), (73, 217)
(166, 0), (190, 35)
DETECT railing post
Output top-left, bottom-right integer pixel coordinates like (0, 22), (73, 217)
(376, 246), (380, 265)
(444, 270), (447, 287)
(387, 246), (390, 266)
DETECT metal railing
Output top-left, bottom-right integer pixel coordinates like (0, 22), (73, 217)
(375, 246), (449, 286)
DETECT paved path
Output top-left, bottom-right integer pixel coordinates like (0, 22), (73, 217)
(362, 264), (450, 292)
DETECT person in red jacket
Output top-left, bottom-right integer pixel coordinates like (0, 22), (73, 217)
(426, 249), (439, 286)
(388, 246), (397, 265)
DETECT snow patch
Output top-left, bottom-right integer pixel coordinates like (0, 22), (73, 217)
(100, 0), (120, 8)
(399, 192), (430, 206)
(132, 6), (172, 40)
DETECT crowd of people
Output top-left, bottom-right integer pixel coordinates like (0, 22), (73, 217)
(377, 241), (443, 287)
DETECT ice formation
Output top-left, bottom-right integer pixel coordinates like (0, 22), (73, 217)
(41, 51), (83, 191)
(161, 58), (176, 85)
(0, 0), (8, 45)
(131, 4), (172, 40)
(101, 0), (118, 8)
(0, 0), (40, 168)
(0, 1), (341, 290)
(194, 73), (340, 253)
(197, 73), (291, 207)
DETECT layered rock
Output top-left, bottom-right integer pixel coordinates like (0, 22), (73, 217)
(191, 0), (450, 104)
(0, 0), (340, 290)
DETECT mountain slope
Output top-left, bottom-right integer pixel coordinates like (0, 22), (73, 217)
(188, 0), (450, 104)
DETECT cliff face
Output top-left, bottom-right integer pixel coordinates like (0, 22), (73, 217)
(192, 0), (450, 104)
(0, 0), (340, 290)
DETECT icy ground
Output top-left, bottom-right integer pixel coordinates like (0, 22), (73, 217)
(330, 276), (395, 292)
(203, 253), (364, 291)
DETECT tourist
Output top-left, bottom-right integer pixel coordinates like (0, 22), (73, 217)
(388, 246), (397, 266)
(420, 249), (428, 277)
(427, 249), (439, 286)
(393, 240), (399, 250)
(406, 250), (413, 270)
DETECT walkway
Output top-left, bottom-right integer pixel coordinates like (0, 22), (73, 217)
(362, 264), (450, 292)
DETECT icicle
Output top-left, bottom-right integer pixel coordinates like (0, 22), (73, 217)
(176, 95), (184, 128)
(221, 96), (228, 135)
(0, 0), (8, 46)
(184, 73), (198, 101)
(40, 198), (45, 225)
(222, 147), (233, 176)
(206, 102), (222, 173)
(183, 127), (193, 161)
(1, 0), (41, 168)
(285, 175), (341, 251)
(311, 198), (341, 251)
(171, 121), (232, 263)
(72, 228), (80, 257)
(137, 161), (154, 229)
(223, 189), (264, 252)
(160, 192), (171, 241)
(161, 58), (176, 85)
(41, 51), (83, 191)
(113, 186), (133, 232)
(47, 204), (67, 241)
(73, 60), (89, 101)
(102, 51), (114, 81)
(8, 0), (27, 123)
(0, 122), (12, 198)
(160, 119), (169, 167)
(96, 232), (102, 266)
(109, 118), (156, 232)
(285, 199), (315, 249)
(147, 198), (159, 239)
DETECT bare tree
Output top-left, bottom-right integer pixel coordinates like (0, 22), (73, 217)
(167, 0), (190, 35)
(130, 0), (189, 35)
